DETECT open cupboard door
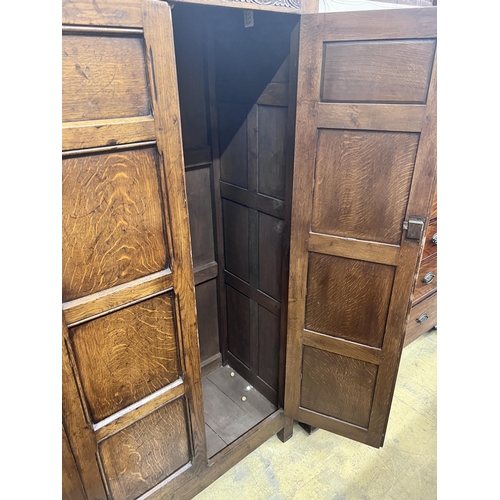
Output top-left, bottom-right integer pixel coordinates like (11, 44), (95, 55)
(62, 1), (206, 499)
(284, 7), (437, 448)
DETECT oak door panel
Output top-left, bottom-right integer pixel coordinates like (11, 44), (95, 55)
(62, 34), (150, 122)
(301, 347), (378, 428)
(62, 2), (206, 499)
(98, 398), (190, 500)
(311, 129), (419, 245)
(70, 293), (180, 422)
(285, 8), (436, 448)
(321, 39), (436, 104)
(62, 147), (168, 302)
(305, 253), (395, 348)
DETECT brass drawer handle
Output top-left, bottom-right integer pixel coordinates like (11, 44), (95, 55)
(416, 313), (429, 324)
(422, 272), (435, 285)
(431, 233), (437, 245)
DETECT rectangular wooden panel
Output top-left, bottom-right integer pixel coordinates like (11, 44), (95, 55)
(62, 147), (168, 302)
(219, 103), (248, 189)
(301, 346), (378, 428)
(226, 285), (251, 368)
(258, 212), (284, 301)
(257, 105), (288, 200)
(99, 397), (190, 500)
(311, 129), (419, 245)
(321, 39), (436, 103)
(222, 199), (249, 282)
(70, 293), (180, 422)
(305, 253), (395, 348)
(172, 4), (209, 152)
(62, 33), (150, 122)
(186, 167), (216, 269)
(258, 306), (280, 391)
(195, 279), (221, 363)
(62, 0), (143, 28)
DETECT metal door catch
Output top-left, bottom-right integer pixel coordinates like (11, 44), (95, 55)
(403, 217), (426, 241)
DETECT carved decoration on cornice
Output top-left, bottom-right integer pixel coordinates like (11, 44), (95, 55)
(222, 0), (301, 10)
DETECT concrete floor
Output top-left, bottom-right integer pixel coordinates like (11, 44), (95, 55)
(194, 329), (437, 500)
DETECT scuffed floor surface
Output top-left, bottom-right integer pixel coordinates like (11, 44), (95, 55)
(194, 329), (437, 500)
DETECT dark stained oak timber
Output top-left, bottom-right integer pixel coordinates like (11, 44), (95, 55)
(220, 181), (286, 219)
(316, 102), (426, 132)
(284, 7), (437, 449)
(308, 232), (400, 266)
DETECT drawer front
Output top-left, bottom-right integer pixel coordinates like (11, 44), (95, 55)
(414, 253), (437, 302)
(404, 292), (437, 347)
(422, 218), (437, 260)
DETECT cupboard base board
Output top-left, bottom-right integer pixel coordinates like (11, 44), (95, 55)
(171, 410), (285, 500)
(200, 353), (223, 378)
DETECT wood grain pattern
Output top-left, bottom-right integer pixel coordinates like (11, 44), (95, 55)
(305, 253), (395, 348)
(63, 269), (173, 327)
(308, 232), (399, 266)
(316, 102), (425, 132)
(284, 7), (437, 449)
(311, 129), (419, 245)
(321, 40), (436, 103)
(62, 0), (144, 27)
(94, 380), (185, 442)
(62, 425), (86, 500)
(301, 346), (378, 428)
(63, 33), (150, 122)
(99, 397), (190, 500)
(62, 116), (155, 151)
(70, 293), (180, 422)
(303, 329), (382, 365)
(320, 8), (437, 41)
(62, 147), (168, 302)
(63, 319), (108, 499)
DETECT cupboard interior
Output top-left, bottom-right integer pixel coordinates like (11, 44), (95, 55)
(172, 3), (298, 455)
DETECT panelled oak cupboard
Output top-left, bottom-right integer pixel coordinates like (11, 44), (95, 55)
(62, 0), (437, 498)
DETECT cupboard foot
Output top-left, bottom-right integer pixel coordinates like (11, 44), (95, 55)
(277, 416), (294, 443)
